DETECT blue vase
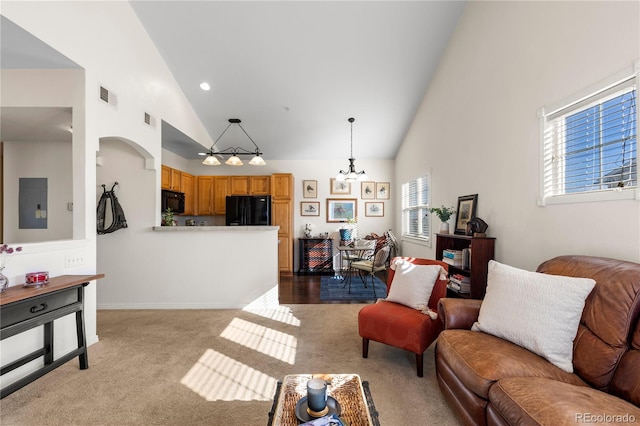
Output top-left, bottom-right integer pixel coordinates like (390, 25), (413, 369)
(339, 229), (352, 240)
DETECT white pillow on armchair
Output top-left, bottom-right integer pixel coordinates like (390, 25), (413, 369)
(385, 258), (446, 313)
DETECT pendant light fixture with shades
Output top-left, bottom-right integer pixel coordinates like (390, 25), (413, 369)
(200, 118), (266, 166)
(336, 117), (368, 181)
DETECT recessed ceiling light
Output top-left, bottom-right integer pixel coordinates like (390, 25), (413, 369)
(200, 82), (211, 91)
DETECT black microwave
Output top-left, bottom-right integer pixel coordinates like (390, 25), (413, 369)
(161, 189), (185, 214)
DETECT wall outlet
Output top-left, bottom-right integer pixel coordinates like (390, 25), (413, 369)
(65, 254), (85, 268)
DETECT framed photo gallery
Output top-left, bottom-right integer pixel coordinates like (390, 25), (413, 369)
(300, 179), (388, 221)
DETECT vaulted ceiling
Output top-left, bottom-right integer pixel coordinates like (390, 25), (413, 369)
(1, 2), (466, 161)
(130, 1), (466, 161)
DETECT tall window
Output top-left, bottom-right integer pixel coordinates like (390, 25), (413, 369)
(541, 68), (637, 203)
(402, 174), (430, 241)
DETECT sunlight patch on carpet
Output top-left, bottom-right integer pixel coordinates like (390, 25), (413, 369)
(243, 285), (301, 326)
(181, 349), (277, 401)
(221, 318), (297, 364)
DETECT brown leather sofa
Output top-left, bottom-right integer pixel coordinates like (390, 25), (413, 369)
(436, 255), (640, 425)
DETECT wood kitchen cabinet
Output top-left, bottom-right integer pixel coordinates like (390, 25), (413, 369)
(161, 165), (171, 189)
(180, 172), (195, 215)
(250, 176), (270, 194)
(229, 176), (250, 195)
(196, 176), (214, 216)
(213, 176), (229, 215)
(272, 173), (293, 199)
(273, 199), (293, 272)
(271, 173), (294, 273)
(161, 165), (182, 191)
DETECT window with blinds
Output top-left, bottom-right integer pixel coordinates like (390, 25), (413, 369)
(401, 174), (430, 241)
(541, 71), (638, 202)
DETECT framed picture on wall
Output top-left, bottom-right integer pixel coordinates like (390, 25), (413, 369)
(301, 201), (320, 216)
(326, 198), (357, 222)
(361, 181), (375, 199)
(365, 202), (384, 217)
(376, 182), (390, 199)
(302, 180), (317, 198)
(455, 194), (478, 235)
(330, 178), (351, 195)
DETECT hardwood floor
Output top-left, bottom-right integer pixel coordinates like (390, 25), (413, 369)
(278, 272), (385, 304)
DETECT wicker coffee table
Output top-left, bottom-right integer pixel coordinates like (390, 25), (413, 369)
(270, 374), (375, 426)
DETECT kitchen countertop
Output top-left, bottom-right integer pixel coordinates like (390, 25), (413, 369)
(152, 225), (279, 232)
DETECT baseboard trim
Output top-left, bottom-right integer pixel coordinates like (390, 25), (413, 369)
(97, 302), (247, 310)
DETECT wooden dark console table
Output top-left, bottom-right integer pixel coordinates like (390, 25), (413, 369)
(298, 238), (335, 275)
(0, 274), (104, 398)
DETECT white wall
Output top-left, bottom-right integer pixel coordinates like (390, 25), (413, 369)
(4, 140), (73, 243)
(1, 1), (216, 385)
(396, 1), (640, 269)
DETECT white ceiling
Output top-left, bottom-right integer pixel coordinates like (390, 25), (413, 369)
(0, 16), (76, 144)
(1, 107), (72, 143)
(0, 2), (466, 161)
(130, 1), (466, 161)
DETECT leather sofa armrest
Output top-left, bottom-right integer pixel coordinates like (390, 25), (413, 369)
(438, 298), (483, 330)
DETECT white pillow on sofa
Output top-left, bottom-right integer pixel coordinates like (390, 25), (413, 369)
(471, 260), (596, 373)
(386, 259), (443, 311)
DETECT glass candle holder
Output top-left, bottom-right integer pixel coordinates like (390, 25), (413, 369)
(306, 378), (328, 414)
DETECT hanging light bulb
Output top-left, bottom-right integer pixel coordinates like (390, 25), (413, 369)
(202, 153), (220, 165)
(199, 119), (266, 166)
(336, 117), (368, 182)
(249, 154), (266, 166)
(225, 153), (243, 166)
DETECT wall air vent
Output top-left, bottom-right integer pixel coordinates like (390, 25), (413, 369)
(99, 85), (118, 107)
(144, 112), (156, 127)
(99, 86), (108, 102)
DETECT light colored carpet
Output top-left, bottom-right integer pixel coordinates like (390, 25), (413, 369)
(0, 304), (461, 425)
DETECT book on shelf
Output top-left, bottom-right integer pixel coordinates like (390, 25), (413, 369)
(462, 248), (471, 269)
(443, 249), (463, 259)
(449, 274), (471, 293)
(443, 258), (463, 267)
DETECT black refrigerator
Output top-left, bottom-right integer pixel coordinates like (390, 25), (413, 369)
(225, 195), (271, 226)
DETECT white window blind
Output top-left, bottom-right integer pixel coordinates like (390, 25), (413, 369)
(402, 175), (430, 241)
(542, 74), (637, 201)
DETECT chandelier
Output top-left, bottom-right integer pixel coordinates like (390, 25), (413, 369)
(336, 117), (368, 181)
(200, 118), (266, 166)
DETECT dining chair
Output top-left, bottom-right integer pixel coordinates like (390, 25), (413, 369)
(349, 245), (390, 297)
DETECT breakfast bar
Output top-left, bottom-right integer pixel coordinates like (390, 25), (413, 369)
(93, 226), (280, 309)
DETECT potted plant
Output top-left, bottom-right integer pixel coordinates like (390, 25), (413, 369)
(428, 205), (456, 234)
(161, 208), (176, 226)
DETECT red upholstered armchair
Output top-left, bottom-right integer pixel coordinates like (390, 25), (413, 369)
(357, 257), (449, 377)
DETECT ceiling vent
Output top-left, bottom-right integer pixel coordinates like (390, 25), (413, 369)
(99, 85), (118, 107)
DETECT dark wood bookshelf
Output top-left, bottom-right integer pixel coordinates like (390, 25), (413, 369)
(435, 233), (495, 300)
